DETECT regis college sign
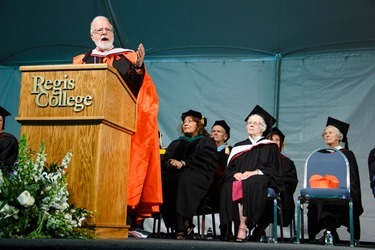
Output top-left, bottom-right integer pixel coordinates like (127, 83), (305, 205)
(31, 75), (93, 112)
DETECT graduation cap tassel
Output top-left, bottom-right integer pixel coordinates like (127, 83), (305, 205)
(225, 143), (230, 155)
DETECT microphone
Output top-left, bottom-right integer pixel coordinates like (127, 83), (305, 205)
(82, 49), (92, 63)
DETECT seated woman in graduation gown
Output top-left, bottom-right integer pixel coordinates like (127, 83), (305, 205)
(161, 110), (217, 239)
(307, 117), (363, 244)
(219, 105), (282, 242)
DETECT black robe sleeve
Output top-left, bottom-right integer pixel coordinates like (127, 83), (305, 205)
(341, 149), (364, 216)
(280, 156), (298, 226)
(85, 53), (145, 98)
(368, 148), (375, 197)
(0, 132), (19, 168)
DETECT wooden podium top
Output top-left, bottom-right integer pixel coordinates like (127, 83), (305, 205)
(17, 64), (137, 134)
(20, 63), (120, 72)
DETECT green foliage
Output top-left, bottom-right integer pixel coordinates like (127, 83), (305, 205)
(0, 135), (95, 239)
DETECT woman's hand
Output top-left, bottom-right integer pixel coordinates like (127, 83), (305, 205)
(233, 172), (243, 180)
(234, 170), (259, 180)
(168, 158), (184, 169)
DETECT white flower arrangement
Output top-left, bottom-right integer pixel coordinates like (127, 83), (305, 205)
(0, 135), (94, 238)
(17, 190), (35, 207)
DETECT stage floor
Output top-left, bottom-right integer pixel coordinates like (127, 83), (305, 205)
(0, 237), (374, 250)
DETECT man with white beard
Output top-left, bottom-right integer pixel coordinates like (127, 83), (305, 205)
(73, 16), (162, 233)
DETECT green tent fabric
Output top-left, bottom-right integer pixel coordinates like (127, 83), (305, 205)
(2, 0), (375, 66)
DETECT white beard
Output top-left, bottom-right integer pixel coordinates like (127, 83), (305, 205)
(95, 40), (114, 51)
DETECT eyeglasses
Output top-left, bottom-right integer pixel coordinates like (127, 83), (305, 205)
(247, 121), (264, 126)
(92, 28), (113, 35)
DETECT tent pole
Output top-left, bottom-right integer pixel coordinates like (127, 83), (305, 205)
(274, 53), (282, 126)
(104, 0), (125, 49)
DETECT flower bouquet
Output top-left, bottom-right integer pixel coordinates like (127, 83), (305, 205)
(0, 135), (95, 239)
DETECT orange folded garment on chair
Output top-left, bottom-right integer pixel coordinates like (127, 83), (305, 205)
(309, 174), (339, 189)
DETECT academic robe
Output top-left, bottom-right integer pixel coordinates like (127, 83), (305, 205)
(219, 138), (282, 236)
(307, 148), (364, 240)
(0, 132), (18, 168)
(73, 49), (162, 218)
(368, 148), (375, 197)
(208, 145), (233, 209)
(279, 154), (298, 226)
(258, 153), (298, 227)
(161, 136), (217, 230)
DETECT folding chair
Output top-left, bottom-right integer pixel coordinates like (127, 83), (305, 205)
(265, 187), (282, 243)
(196, 196), (218, 239)
(296, 148), (355, 247)
(263, 190), (296, 243)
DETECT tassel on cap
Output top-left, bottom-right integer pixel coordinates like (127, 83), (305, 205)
(225, 143), (230, 155)
(201, 115), (205, 126)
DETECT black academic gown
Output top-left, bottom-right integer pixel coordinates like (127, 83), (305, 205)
(307, 148), (364, 240)
(368, 148), (375, 197)
(219, 138), (282, 236)
(208, 145), (232, 210)
(84, 52), (144, 98)
(161, 136), (218, 230)
(279, 154), (298, 226)
(0, 132), (18, 168)
(258, 153), (298, 227)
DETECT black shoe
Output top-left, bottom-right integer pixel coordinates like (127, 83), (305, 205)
(185, 224), (196, 240)
(248, 227), (265, 242)
(176, 232), (185, 240)
(220, 226), (231, 241)
(331, 230), (340, 243)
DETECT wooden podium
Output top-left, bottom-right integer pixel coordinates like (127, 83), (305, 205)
(17, 64), (137, 239)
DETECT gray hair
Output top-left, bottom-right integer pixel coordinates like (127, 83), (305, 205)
(247, 114), (267, 133)
(323, 125), (343, 141)
(90, 16), (112, 34)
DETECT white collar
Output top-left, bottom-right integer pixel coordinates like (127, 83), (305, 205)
(91, 47), (134, 57)
(249, 135), (263, 144)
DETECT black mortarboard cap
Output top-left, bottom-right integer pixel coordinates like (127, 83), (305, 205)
(269, 127), (285, 145)
(0, 106), (11, 130)
(181, 109), (207, 127)
(212, 120), (231, 140)
(326, 116), (350, 149)
(0, 106), (11, 118)
(244, 105), (277, 136)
